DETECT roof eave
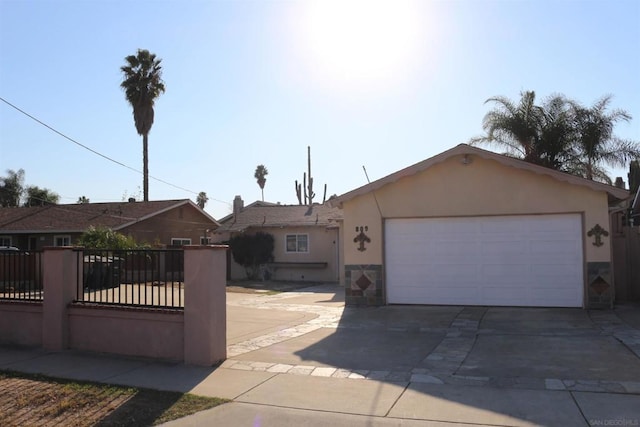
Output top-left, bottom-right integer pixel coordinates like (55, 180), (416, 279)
(115, 199), (220, 230)
(331, 144), (630, 207)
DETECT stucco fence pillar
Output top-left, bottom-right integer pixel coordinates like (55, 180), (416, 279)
(42, 247), (78, 351)
(184, 245), (227, 365)
(39, 246), (227, 366)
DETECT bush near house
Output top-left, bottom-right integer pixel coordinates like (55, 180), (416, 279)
(76, 226), (149, 250)
(228, 232), (274, 280)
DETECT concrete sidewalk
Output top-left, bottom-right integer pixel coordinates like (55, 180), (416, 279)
(1, 284), (640, 426)
(1, 344), (638, 427)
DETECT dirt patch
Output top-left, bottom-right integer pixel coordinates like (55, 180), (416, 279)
(0, 371), (227, 427)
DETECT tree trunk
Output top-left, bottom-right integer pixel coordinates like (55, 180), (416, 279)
(143, 133), (149, 201)
(586, 159), (594, 181)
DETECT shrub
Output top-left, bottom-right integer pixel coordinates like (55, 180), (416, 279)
(76, 226), (148, 250)
(228, 232), (274, 280)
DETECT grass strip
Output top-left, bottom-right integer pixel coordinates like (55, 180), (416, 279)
(0, 370), (228, 426)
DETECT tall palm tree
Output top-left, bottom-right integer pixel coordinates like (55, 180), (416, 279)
(536, 94), (575, 170)
(120, 49), (166, 202)
(196, 191), (208, 209)
(472, 91), (640, 184)
(254, 165), (268, 201)
(470, 91), (545, 163)
(565, 96), (640, 184)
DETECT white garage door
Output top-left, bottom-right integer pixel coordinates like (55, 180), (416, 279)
(385, 214), (584, 307)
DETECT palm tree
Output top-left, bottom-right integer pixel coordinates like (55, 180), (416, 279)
(254, 165), (268, 201)
(120, 49), (166, 202)
(565, 96), (640, 184)
(470, 91), (545, 163)
(536, 94), (576, 170)
(196, 191), (208, 209)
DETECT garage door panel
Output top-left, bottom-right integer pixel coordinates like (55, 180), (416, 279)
(437, 241), (481, 255)
(385, 214), (584, 307)
(480, 220), (522, 234)
(482, 241), (528, 257)
(530, 239), (579, 253)
(389, 286), (480, 305)
(482, 264), (530, 282)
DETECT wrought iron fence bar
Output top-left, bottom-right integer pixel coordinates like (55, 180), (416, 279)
(0, 250), (43, 302)
(77, 249), (184, 309)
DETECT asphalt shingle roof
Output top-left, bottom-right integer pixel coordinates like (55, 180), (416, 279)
(0, 200), (203, 233)
(216, 203), (342, 233)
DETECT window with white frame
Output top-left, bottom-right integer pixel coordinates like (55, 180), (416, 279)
(286, 234), (308, 253)
(171, 238), (191, 247)
(200, 237), (213, 245)
(0, 236), (11, 247)
(54, 235), (71, 247)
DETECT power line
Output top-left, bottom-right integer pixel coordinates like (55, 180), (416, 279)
(0, 96), (231, 207)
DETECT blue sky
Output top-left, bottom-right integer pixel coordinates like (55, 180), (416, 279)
(1, 0), (639, 219)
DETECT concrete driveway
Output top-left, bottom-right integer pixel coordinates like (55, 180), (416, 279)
(218, 283), (640, 426)
(228, 287), (640, 384)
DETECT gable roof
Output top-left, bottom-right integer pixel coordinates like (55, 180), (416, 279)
(330, 144), (629, 207)
(215, 203), (343, 233)
(216, 200), (278, 224)
(0, 199), (219, 234)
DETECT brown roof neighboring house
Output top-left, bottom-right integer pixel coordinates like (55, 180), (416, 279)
(0, 199), (219, 249)
(0, 199), (218, 233)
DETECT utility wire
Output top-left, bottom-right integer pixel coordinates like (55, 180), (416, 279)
(0, 96), (231, 206)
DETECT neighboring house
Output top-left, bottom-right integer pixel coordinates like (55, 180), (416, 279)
(214, 196), (343, 283)
(0, 199), (219, 250)
(330, 144), (629, 309)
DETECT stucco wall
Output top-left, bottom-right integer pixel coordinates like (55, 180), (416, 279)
(0, 302), (42, 346)
(68, 307), (184, 361)
(0, 246), (227, 365)
(342, 156), (612, 267)
(226, 226), (340, 282)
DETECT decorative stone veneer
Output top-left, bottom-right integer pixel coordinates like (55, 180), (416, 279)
(587, 262), (613, 309)
(344, 264), (384, 306)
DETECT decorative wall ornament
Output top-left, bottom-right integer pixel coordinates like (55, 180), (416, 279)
(590, 276), (610, 295)
(587, 224), (609, 247)
(353, 226), (371, 252)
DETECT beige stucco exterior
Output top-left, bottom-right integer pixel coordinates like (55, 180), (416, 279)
(335, 145), (628, 307)
(343, 155), (611, 266)
(226, 226), (341, 283)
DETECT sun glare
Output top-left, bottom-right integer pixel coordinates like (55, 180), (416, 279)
(296, 0), (426, 93)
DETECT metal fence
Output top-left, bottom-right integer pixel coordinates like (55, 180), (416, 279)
(76, 249), (184, 309)
(0, 250), (44, 301)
